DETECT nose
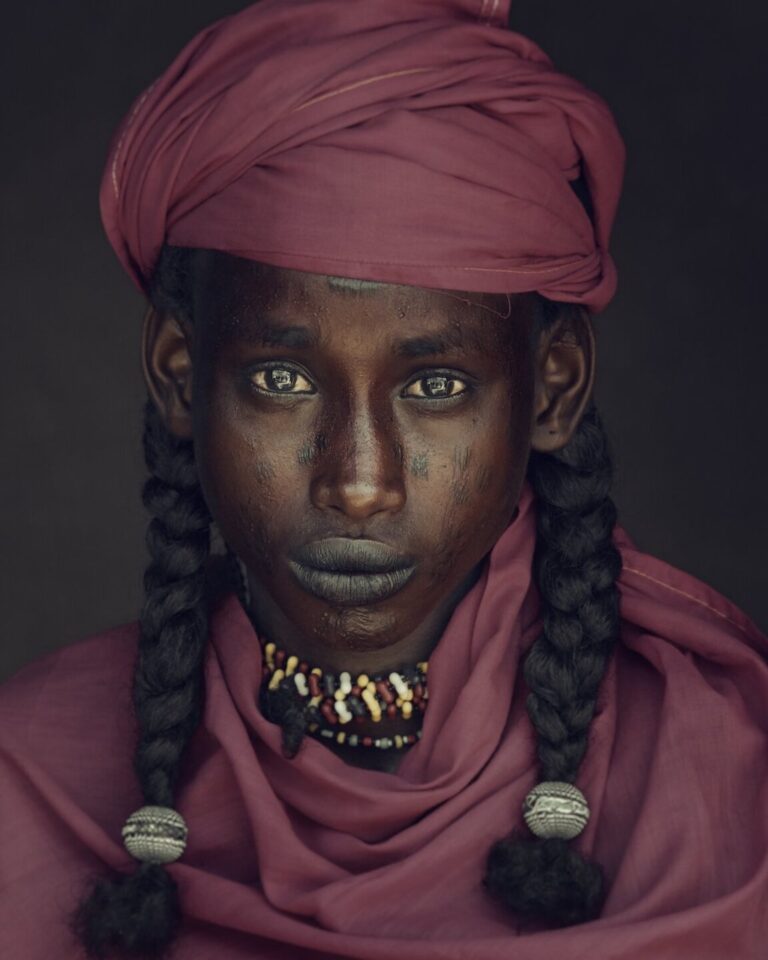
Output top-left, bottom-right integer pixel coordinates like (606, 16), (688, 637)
(310, 400), (406, 521)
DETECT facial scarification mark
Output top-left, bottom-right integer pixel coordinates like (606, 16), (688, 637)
(297, 433), (328, 465)
(411, 453), (429, 479)
(451, 446), (472, 505)
(326, 275), (387, 294)
(297, 441), (314, 466)
(454, 446), (471, 473)
(475, 463), (493, 494)
(254, 459), (276, 482)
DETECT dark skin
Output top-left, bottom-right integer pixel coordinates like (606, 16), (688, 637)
(144, 250), (594, 772)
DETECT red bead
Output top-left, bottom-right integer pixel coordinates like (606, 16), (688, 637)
(418, 700), (426, 711)
(299, 661), (309, 674)
(355, 716), (366, 725)
(375, 681), (394, 704)
(351, 685), (361, 697)
(386, 704), (397, 719)
(308, 674), (321, 697)
(414, 683), (424, 699)
(362, 736), (373, 747)
(275, 650), (286, 668)
(320, 702), (338, 725)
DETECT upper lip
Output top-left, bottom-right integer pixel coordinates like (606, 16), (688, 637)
(291, 538), (414, 574)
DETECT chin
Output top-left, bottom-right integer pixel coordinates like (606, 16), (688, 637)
(308, 606), (405, 653)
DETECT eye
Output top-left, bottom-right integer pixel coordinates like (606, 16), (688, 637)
(250, 365), (315, 395)
(402, 373), (468, 400)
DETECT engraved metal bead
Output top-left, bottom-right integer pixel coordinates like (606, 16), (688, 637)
(121, 805), (188, 864)
(522, 781), (590, 840)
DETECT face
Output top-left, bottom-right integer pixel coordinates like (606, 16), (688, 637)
(146, 251), (592, 671)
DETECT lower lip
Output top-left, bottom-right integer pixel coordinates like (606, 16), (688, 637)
(288, 562), (415, 605)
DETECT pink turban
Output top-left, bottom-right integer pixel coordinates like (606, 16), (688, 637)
(101, 0), (625, 311)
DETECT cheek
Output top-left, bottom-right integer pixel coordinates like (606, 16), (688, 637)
(415, 433), (527, 588)
(194, 411), (302, 565)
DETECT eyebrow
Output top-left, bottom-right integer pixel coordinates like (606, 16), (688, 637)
(238, 323), (318, 349)
(393, 328), (465, 358)
(235, 320), (469, 357)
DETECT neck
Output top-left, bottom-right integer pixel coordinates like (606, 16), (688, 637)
(244, 562), (482, 675)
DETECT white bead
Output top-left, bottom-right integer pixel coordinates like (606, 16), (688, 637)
(522, 781), (590, 840)
(389, 672), (409, 698)
(339, 671), (352, 695)
(334, 700), (353, 724)
(122, 805), (188, 864)
(294, 673), (309, 696)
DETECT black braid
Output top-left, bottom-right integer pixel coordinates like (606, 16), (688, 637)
(484, 299), (622, 925)
(70, 250), (211, 959)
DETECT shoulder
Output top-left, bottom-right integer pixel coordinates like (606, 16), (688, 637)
(614, 527), (766, 657)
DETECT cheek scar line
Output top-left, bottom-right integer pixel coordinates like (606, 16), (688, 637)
(411, 453), (429, 479)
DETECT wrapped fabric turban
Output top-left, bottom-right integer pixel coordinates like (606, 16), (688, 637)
(101, 0), (625, 311)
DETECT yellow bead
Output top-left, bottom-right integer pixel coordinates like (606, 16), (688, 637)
(402, 701), (413, 718)
(264, 643), (276, 669)
(268, 668), (285, 691)
(396, 697), (403, 708)
(394, 735), (403, 749)
(311, 667), (322, 677)
(361, 689), (378, 713)
(417, 661), (428, 673)
(357, 674), (369, 688)
(309, 695), (322, 708)
(336, 732), (346, 744)
(334, 689), (345, 701)
(285, 655), (298, 676)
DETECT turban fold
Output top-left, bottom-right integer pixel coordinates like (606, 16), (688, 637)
(101, 0), (625, 311)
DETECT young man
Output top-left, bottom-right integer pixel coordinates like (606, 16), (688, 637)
(1, 3), (765, 958)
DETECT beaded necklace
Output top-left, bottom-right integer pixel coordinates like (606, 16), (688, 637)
(261, 641), (429, 750)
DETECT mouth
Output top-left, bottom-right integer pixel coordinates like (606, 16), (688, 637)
(288, 538), (416, 605)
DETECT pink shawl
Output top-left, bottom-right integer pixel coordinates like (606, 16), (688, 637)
(2, 487), (766, 958)
(101, 0), (624, 310)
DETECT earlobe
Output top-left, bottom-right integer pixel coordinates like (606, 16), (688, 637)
(141, 306), (195, 439)
(530, 308), (595, 454)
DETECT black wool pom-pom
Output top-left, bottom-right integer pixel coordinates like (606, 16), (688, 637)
(484, 833), (606, 928)
(71, 862), (181, 960)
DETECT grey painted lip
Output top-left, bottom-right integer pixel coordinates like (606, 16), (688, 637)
(292, 538), (414, 574)
(288, 561), (416, 605)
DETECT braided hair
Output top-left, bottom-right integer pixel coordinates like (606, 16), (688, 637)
(70, 249), (211, 959)
(483, 397), (621, 926)
(70, 245), (621, 956)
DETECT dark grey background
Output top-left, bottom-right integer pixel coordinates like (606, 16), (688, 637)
(1, 1), (766, 682)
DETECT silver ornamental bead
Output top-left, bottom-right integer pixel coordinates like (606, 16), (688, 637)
(522, 781), (590, 840)
(121, 805), (188, 864)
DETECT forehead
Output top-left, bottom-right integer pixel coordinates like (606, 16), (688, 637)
(194, 250), (513, 313)
(190, 249), (532, 352)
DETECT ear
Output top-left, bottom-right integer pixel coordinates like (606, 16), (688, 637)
(142, 305), (194, 439)
(530, 306), (595, 453)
